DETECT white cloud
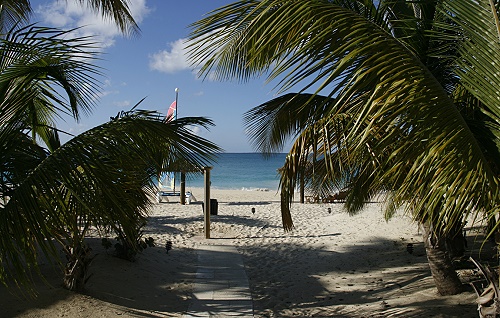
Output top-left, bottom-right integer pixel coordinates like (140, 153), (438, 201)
(149, 29), (222, 75)
(103, 79), (112, 87)
(97, 90), (119, 99)
(149, 38), (190, 73)
(35, 0), (151, 48)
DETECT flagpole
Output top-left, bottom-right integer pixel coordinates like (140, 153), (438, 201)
(175, 88), (179, 120)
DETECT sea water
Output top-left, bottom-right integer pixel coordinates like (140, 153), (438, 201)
(181, 153), (288, 191)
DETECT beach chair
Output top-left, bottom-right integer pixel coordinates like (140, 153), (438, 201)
(322, 191), (348, 203)
(305, 195), (320, 203)
(157, 170), (196, 203)
(322, 195), (335, 203)
(332, 191), (348, 202)
(157, 190), (195, 203)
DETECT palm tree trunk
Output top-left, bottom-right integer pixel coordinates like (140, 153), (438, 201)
(446, 219), (466, 259)
(422, 222), (464, 295)
(62, 241), (93, 291)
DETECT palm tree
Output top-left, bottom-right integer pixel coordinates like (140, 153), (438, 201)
(2, 111), (219, 292)
(0, 25), (221, 292)
(187, 0), (500, 296)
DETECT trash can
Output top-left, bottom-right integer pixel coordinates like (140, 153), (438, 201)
(210, 199), (218, 215)
(202, 199), (218, 215)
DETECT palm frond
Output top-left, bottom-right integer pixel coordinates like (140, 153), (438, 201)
(438, 0), (500, 122)
(0, 0), (31, 33)
(0, 24), (102, 149)
(191, 0), (499, 235)
(75, 0), (140, 36)
(0, 113), (221, 290)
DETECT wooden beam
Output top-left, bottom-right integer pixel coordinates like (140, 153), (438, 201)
(180, 172), (186, 205)
(204, 167), (212, 239)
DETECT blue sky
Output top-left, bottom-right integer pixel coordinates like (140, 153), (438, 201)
(29, 0), (291, 153)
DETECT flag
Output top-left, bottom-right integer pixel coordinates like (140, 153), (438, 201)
(166, 100), (177, 122)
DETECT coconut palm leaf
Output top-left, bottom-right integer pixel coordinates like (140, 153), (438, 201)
(0, 0), (138, 36)
(438, 0), (500, 121)
(0, 0), (31, 33)
(0, 0), (30, 30)
(0, 24), (102, 150)
(75, 0), (140, 36)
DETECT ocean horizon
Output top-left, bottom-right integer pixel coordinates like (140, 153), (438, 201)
(174, 153), (288, 191)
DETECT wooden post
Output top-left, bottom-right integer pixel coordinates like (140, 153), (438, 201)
(300, 173), (305, 204)
(204, 167), (212, 239)
(180, 172), (186, 205)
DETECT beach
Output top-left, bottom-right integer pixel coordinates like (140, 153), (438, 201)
(0, 188), (479, 317)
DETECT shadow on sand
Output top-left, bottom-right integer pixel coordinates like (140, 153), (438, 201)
(0, 214), (486, 318)
(238, 239), (478, 317)
(0, 237), (196, 318)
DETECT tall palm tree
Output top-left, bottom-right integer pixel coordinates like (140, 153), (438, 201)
(2, 111), (220, 292)
(0, 25), (221, 292)
(187, 0), (500, 296)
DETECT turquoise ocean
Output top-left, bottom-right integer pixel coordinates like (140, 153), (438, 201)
(180, 153), (288, 191)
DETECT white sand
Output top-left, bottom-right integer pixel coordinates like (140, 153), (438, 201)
(0, 188), (478, 317)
